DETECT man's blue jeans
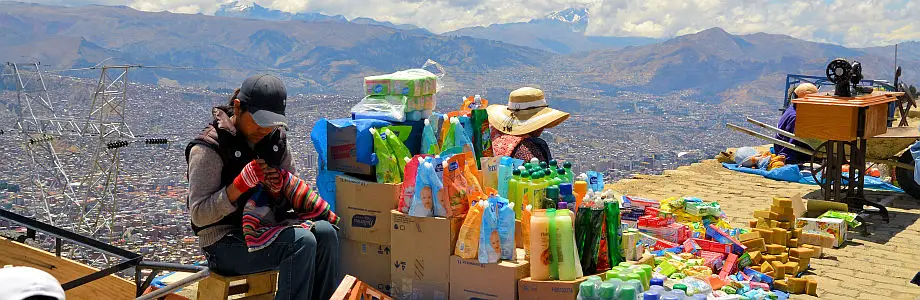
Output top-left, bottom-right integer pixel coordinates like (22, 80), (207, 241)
(203, 221), (341, 300)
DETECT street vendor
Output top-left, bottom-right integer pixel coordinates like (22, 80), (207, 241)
(775, 83), (818, 164)
(487, 87), (570, 161)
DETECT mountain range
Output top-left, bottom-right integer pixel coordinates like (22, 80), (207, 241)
(0, 1), (918, 105)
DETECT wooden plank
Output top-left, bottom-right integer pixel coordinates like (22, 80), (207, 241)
(0, 238), (135, 300)
(243, 271), (277, 297)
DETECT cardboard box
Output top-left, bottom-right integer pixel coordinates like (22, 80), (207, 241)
(795, 217), (847, 248)
(326, 123), (374, 175)
(341, 239), (392, 294)
(449, 255), (530, 300)
(336, 175), (400, 245)
(390, 210), (462, 299)
(518, 277), (588, 300)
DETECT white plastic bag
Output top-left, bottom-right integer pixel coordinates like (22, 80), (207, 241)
(351, 95), (406, 122)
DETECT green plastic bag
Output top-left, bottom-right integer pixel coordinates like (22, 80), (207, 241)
(471, 109), (492, 168)
(370, 127), (401, 183)
(383, 127), (411, 175)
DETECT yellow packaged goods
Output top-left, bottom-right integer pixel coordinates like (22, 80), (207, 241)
(753, 228), (774, 243)
(455, 201), (487, 259)
(753, 210), (777, 220)
(741, 238), (766, 252)
(802, 244), (823, 258)
(771, 228), (788, 245)
(738, 231), (761, 242)
(766, 244), (785, 255)
(806, 277), (819, 296)
(773, 197), (793, 208)
(787, 238), (798, 248)
(787, 278), (807, 294)
(749, 251), (763, 264)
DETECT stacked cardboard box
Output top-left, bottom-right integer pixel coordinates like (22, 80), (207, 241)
(390, 210), (462, 299)
(336, 175), (401, 294)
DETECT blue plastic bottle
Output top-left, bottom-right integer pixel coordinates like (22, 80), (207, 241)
(498, 156), (513, 198)
(560, 183), (576, 213)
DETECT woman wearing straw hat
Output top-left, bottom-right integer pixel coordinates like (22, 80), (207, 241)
(488, 87), (570, 161)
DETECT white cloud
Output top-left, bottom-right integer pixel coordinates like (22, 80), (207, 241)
(15, 0), (919, 47)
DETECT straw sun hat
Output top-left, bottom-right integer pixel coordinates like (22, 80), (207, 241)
(487, 87), (570, 136)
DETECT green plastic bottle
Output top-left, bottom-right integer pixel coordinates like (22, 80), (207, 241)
(599, 282), (616, 300)
(539, 161), (549, 170)
(555, 202), (576, 281)
(509, 169), (522, 219)
(531, 172), (547, 209)
(515, 171), (538, 213)
(547, 208), (559, 280)
(549, 159), (559, 177)
(563, 162), (574, 183)
(606, 201), (624, 266)
(545, 186), (560, 210)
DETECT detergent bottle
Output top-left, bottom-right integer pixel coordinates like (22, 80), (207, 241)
(509, 169), (522, 219)
(530, 172), (547, 209)
(556, 202), (577, 281)
(498, 156), (513, 198)
(564, 162), (575, 183)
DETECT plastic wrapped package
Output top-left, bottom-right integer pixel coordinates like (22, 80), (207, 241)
(479, 196), (501, 263)
(369, 127), (401, 183)
(456, 200), (486, 258)
(351, 95), (406, 122)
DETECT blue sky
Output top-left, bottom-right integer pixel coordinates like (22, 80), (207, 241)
(16, 0), (920, 47)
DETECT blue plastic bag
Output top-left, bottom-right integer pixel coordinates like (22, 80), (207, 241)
(479, 196), (501, 264)
(586, 171), (604, 192)
(410, 160), (446, 217)
(421, 119), (440, 155)
(497, 197), (516, 260)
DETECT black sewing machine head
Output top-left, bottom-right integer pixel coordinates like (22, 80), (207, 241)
(254, 127), (287, 169)
(826, 58), (871, 97)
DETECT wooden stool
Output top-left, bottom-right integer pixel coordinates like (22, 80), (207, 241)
(197, 270), (278, 300)
(331, 275), (393, 300)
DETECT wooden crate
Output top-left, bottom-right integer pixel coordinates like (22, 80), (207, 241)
(793, 92), (900, 141)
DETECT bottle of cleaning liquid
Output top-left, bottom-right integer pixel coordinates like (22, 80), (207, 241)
(606, 199), (623, 266)
(555, 202), (576, 281)
(498, 157), (513, 198)
(574, 174), (589, 208)
(531, 172), (547, 209)
(549, 159), (559, 177)
(509, 169), (522, 219)
(530, 209), (551, 280)
(564, 162), (575, 183)
(642, 291), (661, 300)
(578, 281), (599, 300)
(560, 183), (576, 213)
(556, 168), (567, 186)
(519, 170), (532, 208)
(546, 186), (560, 212)
(547, 208), (559, 280)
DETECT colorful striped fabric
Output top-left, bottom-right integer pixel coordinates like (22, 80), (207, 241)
(242, 170), (338, 252)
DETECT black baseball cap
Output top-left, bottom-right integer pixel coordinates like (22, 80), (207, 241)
(238, 74), (288, 128)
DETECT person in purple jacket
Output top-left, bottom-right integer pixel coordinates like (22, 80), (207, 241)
(775, 83), (818, 164)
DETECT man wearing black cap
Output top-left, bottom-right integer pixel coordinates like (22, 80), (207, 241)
(185, 74), (340, 300)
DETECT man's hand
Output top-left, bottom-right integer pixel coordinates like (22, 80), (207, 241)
(257, 159), (283, 193)
(232, 160), (267, 195)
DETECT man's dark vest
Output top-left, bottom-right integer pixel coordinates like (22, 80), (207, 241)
(184, 119), (257, 235)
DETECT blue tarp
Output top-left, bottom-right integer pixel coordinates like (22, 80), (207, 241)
(310, 118), (391, 210)
(722, 163), (903, 193)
